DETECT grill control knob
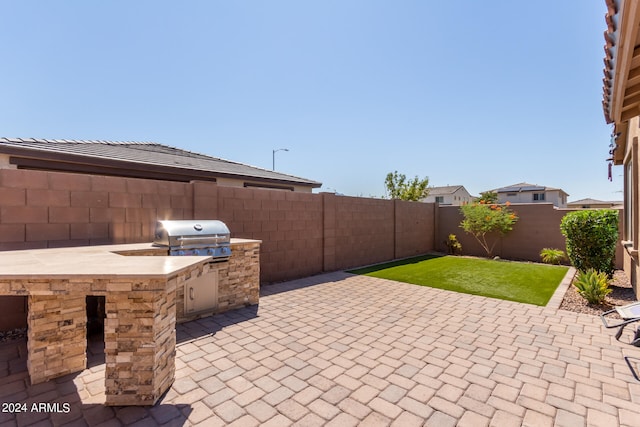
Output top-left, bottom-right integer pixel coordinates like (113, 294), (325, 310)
(207, 248), (215, 255)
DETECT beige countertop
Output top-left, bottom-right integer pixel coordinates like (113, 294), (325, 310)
(0, 240), (258, 280)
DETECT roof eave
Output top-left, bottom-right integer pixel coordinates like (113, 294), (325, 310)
(0, 145), (321, 188)
(605, 0), (640, 126)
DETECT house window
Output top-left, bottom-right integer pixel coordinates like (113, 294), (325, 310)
(506, 193), (516, 197)
(626, 160), (633, 241)
(533, 193), (545, 201)
(435, 196), (444, 203)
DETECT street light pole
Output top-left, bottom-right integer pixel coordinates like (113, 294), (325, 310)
(272, 148), (289, 170)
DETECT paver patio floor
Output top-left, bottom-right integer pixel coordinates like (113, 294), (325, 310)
(1, 271), (640, 426)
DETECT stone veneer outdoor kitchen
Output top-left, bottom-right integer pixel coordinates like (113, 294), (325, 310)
(0, 239), (260, 406)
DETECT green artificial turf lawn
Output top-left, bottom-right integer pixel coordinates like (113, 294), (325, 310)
(348, 254), (568, 306)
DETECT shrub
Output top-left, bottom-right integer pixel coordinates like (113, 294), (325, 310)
(445, 234), (462, 255)
(460, 202), (518, 257)
(572, 269), (612, 304)
(539, 248), (566, 265)
(559, 209), (619, 276)
(477, 191), (498, 204)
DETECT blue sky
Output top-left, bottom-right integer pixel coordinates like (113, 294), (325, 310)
(1, 1), (619, 201)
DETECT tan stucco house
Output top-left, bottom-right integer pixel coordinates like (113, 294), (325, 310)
(422, 185), (473, 206)
(0, 138), (322, 192)
(602, 0), (640, 297)
(566, 198), (623, 209)
(490, 182), (569, 208)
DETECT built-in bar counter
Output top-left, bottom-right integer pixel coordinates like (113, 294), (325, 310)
(0, 239), (261, 406)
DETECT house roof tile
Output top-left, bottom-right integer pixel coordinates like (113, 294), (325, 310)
(427, 185), (465, 195)
(491, 182), (568, 195)
(602, 0), (619, 123)
(0, 137), (321, 187)
(567, 198), (623, 205)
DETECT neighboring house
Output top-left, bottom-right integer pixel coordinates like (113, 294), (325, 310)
(602, 0), (640, 296)
(489, 182), (569, 208)
(0, 138), (321, 192)
(423, 185), (473, 206)
(566, 198), (623, 209)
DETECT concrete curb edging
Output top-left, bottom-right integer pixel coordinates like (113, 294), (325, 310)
(546, 266), (576, 310)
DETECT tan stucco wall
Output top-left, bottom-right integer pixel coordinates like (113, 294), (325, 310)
(215, 177), (313, 193)
(566, 202), (621, 209)
(620, 116), (640, 298)
(424, 187), (472, 206)
(498, 190), (567, 208)
(0, 154), (17, 169)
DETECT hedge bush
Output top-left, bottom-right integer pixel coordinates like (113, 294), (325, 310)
(559, 209), (619, 276)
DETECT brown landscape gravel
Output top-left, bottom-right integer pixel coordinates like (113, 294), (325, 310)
(559, 270), (637, 316)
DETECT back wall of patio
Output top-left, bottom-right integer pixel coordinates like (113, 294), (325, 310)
(0, 169), (436, 284)
(0, 168), (624, 330)
(435, 204), (624, 269)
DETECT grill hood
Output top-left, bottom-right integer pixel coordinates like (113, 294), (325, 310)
(153, 220), (231, 258)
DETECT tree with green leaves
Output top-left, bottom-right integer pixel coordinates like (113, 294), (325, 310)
(384, 171), (429, 201)
(477, 191), (498, 204)
(459, 201), (518, 257)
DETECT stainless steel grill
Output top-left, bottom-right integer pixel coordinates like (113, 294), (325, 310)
(153, 219), (231, 260)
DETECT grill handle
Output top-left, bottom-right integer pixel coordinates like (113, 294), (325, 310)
(176, 236), (227, 244)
